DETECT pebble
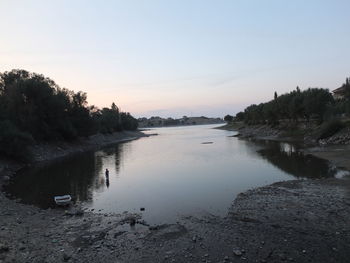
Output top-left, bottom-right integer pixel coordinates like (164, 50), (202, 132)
(63, 253), (71, 261)
(233, 249), (243, 256)
(0, 244), (9, 253)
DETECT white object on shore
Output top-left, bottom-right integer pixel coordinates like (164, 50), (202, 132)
(54, 195), (72, 206)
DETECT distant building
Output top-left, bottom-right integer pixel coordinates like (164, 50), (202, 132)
(333, 77), (350, 99)
(332, 86), (346, 100)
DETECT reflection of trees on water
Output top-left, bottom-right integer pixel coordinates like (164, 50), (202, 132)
(6, 143), (126, 208)
(254, 140), (337, 179)
(99, 143), (125, 174)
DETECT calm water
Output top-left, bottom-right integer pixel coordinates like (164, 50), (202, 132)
(5, 124), (347, 224)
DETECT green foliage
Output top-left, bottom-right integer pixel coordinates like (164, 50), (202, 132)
(0, 120), (34, 161)
(163, 118), (180, 126)
(236, 87), (335, 125)
(224, 114), (234, 122)
(316, 120), (346, 140)
(120, 112), (138, 130)
(0, 69), (139, 160)
(235, 112), (245, 121)
(97, 106), (122, 133)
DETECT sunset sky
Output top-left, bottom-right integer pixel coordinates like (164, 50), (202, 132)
(1, 0), (350, 118)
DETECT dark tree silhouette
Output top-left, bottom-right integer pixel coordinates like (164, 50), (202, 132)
(0, 69), (138, 160)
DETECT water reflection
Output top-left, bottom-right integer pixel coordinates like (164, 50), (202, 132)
(4, 126), (346, 222)
(251, 139), (338, 179)
(5, 143), (125, 208)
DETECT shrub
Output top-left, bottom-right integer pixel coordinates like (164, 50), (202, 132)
(317, 120), (345, 140)
(0, 120), (34, 161)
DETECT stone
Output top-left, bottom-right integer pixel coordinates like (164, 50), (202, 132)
(3, 176), (10, 181)
(233, 249), (242, 256)
(63, 253), (71, 261)
(66, 208), (84, 216)
(0, 244), (9, 253)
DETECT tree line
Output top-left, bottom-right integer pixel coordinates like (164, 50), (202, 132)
(226, 78), (350, 125)
(0, 69), (138, 160)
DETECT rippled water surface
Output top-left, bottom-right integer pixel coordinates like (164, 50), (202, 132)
(5, 124), (346, 224)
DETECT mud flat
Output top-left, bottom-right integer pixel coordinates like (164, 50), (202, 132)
(1, 177), (350, 263)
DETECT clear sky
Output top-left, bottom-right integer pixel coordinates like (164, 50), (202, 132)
(1, 0), (349, 118)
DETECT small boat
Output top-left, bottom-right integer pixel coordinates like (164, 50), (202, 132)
(54, 195), (72, 206)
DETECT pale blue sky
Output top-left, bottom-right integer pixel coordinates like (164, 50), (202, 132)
(1, 0), (349, 118)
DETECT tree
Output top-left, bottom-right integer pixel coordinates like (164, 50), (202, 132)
(224, 114), (234, 122)
(274, 91), (278, 100)
(235, 112), (245, 121)
(0, 69), (139, 157)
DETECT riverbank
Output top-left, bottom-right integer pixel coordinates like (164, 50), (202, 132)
(1, 178), (349, 262)
(0, 130), (150, 187)
(219, 122), (350, 169)
(1, 126), (350, 262)
(304, 145), (350, 170)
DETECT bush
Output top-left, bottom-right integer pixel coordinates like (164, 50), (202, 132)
(0, 120), (34, 161)
(317, 120), (345, 140)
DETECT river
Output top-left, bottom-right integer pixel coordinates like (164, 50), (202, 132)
(5, 124), (347, 224)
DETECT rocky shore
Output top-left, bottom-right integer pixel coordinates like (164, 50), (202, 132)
(230, 122), (350, 146)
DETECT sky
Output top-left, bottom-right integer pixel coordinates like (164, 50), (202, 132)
(1, 0), (350, 118)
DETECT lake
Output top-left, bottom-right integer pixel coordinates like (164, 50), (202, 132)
(5, 124), (347, 224)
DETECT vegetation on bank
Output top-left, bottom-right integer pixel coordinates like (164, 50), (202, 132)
(231, 78), (350, 125)
(0, 69), (138, 161)
(222, 77), (350, 141)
